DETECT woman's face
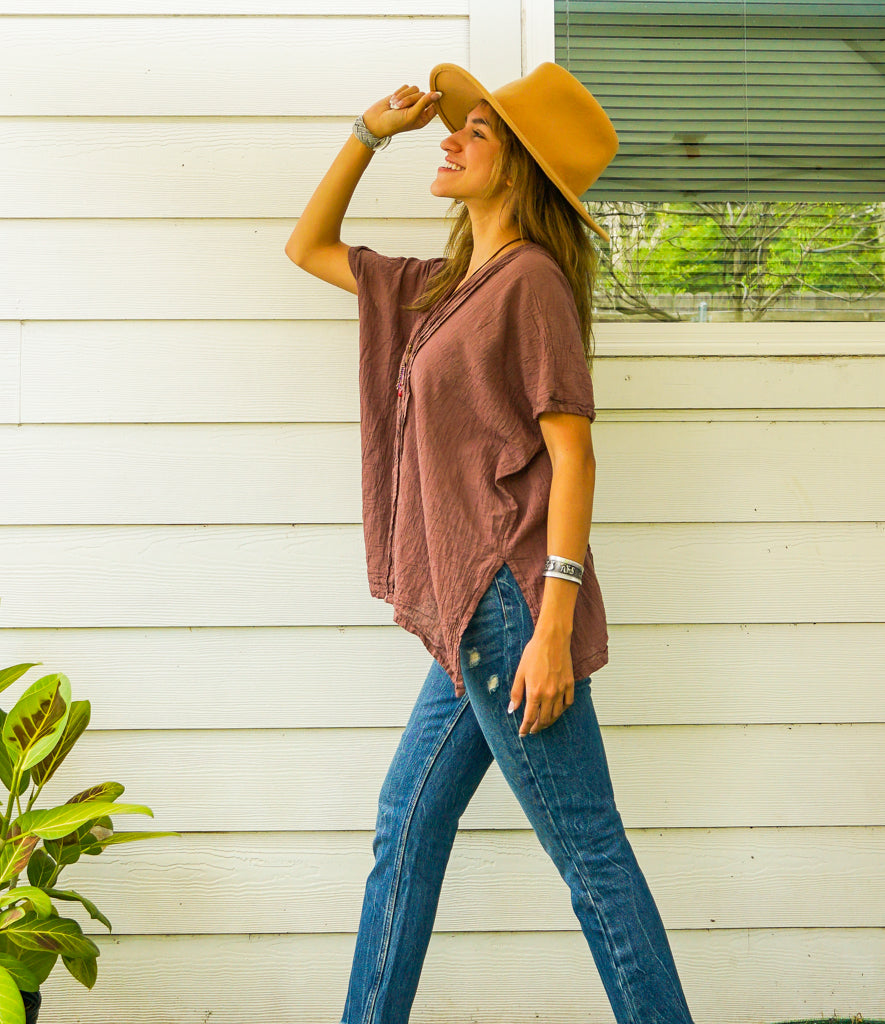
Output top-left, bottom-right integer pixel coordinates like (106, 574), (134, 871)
(430, 102), (507, 201)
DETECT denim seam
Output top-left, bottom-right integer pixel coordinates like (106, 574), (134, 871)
(510, 732), (639, 1022)
(493, 574), (509, 630)
(499, 576), (639, 1024)
(362, 692), (472, 1024)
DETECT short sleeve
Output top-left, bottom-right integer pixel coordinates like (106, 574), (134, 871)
(506, 261), (597, 423)
(347, 244), (444, 342)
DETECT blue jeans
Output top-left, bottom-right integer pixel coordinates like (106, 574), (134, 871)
(341, 562), (694, 1024)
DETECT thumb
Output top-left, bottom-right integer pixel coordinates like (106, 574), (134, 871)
(402, 90), (442, 130)
(395, 90), (442, 129)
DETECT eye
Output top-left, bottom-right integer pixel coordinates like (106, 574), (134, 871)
(473, 130), (484, 138)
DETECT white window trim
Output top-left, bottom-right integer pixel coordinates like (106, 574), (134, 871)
(468, 0), (522, 85)
(522, 0), (555, 71)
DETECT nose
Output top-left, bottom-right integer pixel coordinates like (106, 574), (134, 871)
(441, 126), (467, 153)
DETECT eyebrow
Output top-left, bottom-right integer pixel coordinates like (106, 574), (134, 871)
(467, 117), (490, 128)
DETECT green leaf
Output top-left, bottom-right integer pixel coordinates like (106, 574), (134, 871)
(0, 836), (39, 887)
(30, 700), (90, 788)
(63, 951), (97, 989)
(43, 815), (105, 859)
(0, 712), (31, 797)
(82, 816), (112, 845)
(4, 913), (100, 959)
(0, 665), (41, 697)
(66, 781), (125, 805)
(0, 907), (28, 931)
(96, 830), (179, 847)
(0, 930), (59, 988)
(43, 834), (81, 869)
(0, 952), (38, 992)
(15, 801), (153, 841)
(0, 964), (24, 1024)
(2, 673), (71, 772)
(0, 888), (52, 920)
(77, 817), (112, 856)
(45, 889), (112, 932)
(26, 850), (55, 889)
(5, 948), (56, 990)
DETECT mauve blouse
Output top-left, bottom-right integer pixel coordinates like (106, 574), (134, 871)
(347, 240), (608, 698)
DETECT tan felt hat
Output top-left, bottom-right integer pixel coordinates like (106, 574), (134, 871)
(429, 61), (618, 242)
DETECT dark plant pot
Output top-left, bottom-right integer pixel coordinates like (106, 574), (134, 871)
(21, 989), (41, 1024)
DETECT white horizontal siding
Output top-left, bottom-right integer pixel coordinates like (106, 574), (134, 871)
(0, 120), (452, 218)
(10, 115), (885, 226)
(25, 724), (885, 830)
(0, 16), (468, 114)
(4, 219), (885, 325)
(52, 827), (885, 933)
(39, 930), (885, 1024)
(0, 321), (19, 420)
(2, 2), (884, 1021)
(1, 421), (883, 521)
(0, 219), (443, 319)
(1, 523), (884, 625)
(4, 324), (884, 421)
(3, 1), (467, 10)
(2, 622), (883, 728)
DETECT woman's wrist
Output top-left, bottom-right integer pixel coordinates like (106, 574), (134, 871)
(536, 576), (577, 636)
(360, 111), (389, 138)
(353, 114), (391, 150)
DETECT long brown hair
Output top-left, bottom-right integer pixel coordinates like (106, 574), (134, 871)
(403, 99), (599, 368)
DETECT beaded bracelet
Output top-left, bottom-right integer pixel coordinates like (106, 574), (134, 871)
(543, 555), (584, 584)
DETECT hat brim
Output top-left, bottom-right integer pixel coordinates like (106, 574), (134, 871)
(429, 62), (610, 243)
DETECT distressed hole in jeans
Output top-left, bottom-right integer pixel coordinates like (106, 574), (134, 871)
(486, 674), (499, 693)
(467, 648), (481, 667)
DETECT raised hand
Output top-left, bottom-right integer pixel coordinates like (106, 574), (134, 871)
(363, 85), (443, 140)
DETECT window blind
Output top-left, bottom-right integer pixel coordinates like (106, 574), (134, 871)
(556, 0), (885, 202)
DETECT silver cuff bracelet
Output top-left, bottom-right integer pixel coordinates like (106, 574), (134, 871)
(543, 555), (584, 584)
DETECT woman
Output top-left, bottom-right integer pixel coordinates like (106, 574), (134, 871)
(286, 61), (695, 1024)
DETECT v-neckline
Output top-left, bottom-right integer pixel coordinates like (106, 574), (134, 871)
(451, 240), (535, 296)
(411, 240), (538, 350)
(398, 241), (542, 401)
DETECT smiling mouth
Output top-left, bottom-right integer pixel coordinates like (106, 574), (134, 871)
(440, 161), (464, 171)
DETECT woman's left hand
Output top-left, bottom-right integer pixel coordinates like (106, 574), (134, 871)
(509, 627), (575, 736)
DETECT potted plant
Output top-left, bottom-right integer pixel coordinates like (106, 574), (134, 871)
(0, 662), (177, 1023)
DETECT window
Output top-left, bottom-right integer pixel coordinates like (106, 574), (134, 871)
(556, 0), (885, 320)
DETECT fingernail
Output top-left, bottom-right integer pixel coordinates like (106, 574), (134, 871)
(507, 701), (515, 714)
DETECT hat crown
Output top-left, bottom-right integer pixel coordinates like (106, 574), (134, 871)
(429, 61), (618, 239)
(491, 63), (618, 194)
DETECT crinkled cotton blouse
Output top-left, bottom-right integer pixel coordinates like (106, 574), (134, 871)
(348, 240), (608, 697)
